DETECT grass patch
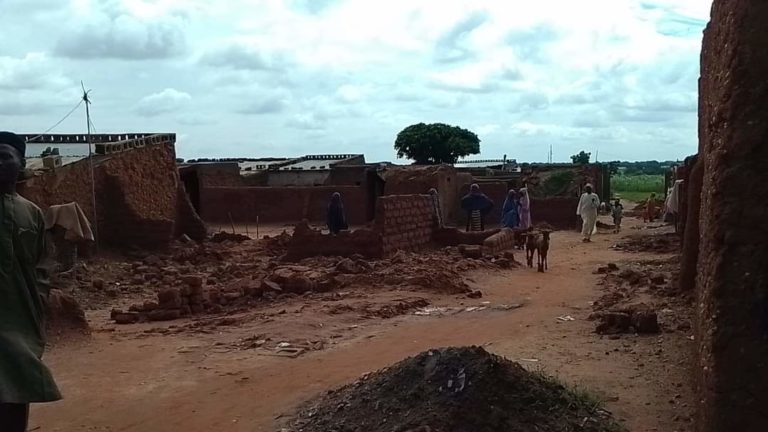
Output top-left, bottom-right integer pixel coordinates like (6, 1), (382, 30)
(613, 191), (654, 203)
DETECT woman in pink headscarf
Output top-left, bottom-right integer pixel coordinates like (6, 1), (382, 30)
(519, 186), (532, 229)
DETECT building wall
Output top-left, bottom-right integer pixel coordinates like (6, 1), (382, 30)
(266, 170), (331, 187)
(198, 185), (368, 224)
(376, 194), (435, 255)
(194, 163), (243, 188)
(285, 194), (437, 259)
(531, 197), (581, 229)
(382, 165), (463, 225)
(695, 1), (768, 430)
(20, 141), (186, 249)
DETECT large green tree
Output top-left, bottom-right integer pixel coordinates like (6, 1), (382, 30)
(394, 122), (481, 165)
(570, 151), (591, 164)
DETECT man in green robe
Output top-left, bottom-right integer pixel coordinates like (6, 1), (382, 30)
(0, 131), (61, 430)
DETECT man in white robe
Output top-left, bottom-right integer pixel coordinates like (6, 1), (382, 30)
(577, 184), (600, 242)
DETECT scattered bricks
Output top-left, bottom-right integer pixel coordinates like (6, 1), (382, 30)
(148, 309), (181, 321)
(594, 312), (632, 335)
(458, 245), (483, 259)
(631, 309), (660, 334)
(181, 274), (204, 287)
(158, 288), (183, 309)
(113, 311), (140, 325)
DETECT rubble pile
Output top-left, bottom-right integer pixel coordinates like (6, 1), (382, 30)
(289, 346), (624, 432)
(614, 233), (679, 254)
(591, 259), (691, 335)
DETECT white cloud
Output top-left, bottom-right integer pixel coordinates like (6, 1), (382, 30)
(4, 0), (713, 161)
(134, 88), (192, 117)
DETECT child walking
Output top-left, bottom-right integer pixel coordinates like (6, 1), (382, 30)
(611, 199), (624, 233)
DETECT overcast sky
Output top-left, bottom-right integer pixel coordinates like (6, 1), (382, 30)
(2, 0), (711, 162)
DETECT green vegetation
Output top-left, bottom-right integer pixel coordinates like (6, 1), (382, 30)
(571, 150), (591, 164)
(612, 174), (665, 203)
(539, 170), (576, 197)
(394, 122), (480, 164)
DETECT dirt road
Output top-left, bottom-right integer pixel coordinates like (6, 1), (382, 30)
(32, 220), (694, 432)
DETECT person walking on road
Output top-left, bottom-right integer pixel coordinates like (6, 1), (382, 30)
(577, 184), (600, 242)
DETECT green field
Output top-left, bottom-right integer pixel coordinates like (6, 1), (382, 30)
(611, 174), (665, 203)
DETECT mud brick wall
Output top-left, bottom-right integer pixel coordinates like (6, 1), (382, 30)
(199, 185), (368, 224)
(284, 222), (383, 261)
(376, 195), (435, 255)
(383, 166), (462, 226)
(20, 142), (183, 249)
(695, 1), (768, 430)
(679, 157), (702, 292)
(175, 183), (208, 241)
(531, 197), (580, 229)
(482, 228), (515, 256)
(196, 163), (244, 187)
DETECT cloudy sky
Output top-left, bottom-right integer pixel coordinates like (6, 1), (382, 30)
(2, 0), (711, 162)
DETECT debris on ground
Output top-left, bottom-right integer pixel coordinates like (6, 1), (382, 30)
(613, 233), (679, 254)
(210, 231), (251, 243)
(590, 303), (660, 335)
(288, 346), (626, 432)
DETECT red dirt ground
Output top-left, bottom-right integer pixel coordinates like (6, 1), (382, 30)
(31, 217), (694, 432)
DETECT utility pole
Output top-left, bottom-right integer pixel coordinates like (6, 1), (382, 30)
(82, 82), (98, 250)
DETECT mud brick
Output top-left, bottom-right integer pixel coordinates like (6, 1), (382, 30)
(157, 288), (181, 304)
(181, 274), (204, 287)
(148, 309), (181, 321)
(113, 312), (140, 325)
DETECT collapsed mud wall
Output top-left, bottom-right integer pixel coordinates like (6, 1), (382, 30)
(285, 194), (436, 259)
(199, 185), (368, 225)
(695, 1), (768, 430)
(20, 142), (195, 249)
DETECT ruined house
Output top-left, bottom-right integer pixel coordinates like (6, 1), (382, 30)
(18, 133), (206, 250)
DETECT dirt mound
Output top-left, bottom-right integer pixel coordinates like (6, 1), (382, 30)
(614, 233), (679, 253)
(289, 346), (624, 432)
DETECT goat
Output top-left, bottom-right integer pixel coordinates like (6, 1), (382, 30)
(525, 231), (540, 268)
(536, 230), (551, 272)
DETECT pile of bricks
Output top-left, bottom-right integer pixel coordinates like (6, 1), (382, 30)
(111, 274), (208, 324)
(482, 228), (517, 256)
(376, 195), (436, 254)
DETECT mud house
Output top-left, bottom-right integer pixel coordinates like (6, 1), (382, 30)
(18, 133), (206, 250)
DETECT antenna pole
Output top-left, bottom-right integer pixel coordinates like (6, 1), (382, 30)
(82, 82), (99, 251)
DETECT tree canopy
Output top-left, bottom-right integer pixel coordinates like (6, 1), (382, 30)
(570, 151), (591, 164)
(394, 122), (481, 165)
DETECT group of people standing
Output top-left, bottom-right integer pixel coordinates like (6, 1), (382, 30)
(327, 183), (631, 243)
(458, 183), (531, 232)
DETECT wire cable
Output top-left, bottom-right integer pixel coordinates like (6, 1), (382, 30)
(25, 99), (84, 143)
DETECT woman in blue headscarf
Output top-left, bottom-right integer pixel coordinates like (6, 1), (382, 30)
(327, 192), (348, 235)
(501, 189), (521, 229)
(461, 184), (494, 232)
